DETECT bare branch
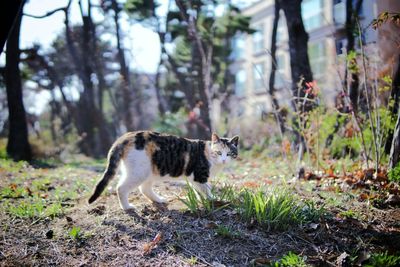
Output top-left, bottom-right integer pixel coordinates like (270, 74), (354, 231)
(23, 7), (66, 19)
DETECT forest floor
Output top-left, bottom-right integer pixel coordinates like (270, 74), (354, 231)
(0, 153), (400, 267)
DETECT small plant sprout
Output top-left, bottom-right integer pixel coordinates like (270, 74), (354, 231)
(68, 226), (82, 241)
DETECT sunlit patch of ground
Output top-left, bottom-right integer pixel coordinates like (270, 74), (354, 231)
(0, 156), (399, 266)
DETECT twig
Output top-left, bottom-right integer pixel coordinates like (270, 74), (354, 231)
(357, 20), (379, 172)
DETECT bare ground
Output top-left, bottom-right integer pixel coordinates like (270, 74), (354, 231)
(0, 157), (399, 266)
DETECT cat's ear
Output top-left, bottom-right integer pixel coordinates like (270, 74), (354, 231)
(211, 133), (220, 143)
(230, 135), (239, 146)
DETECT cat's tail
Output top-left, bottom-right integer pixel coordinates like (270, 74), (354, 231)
(88, 141), (126, 204)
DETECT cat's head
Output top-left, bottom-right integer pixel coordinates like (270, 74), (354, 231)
(209, 133), (239, 165)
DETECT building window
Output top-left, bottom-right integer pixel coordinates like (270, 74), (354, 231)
(276, 11), (287, 43)
(333, 0), (345, 25)
(275, 54), (286, 88)
(302, 0), (324, 31)
(308, 41), (326, 80)
(235, 69), (246, 97)
(231, 34), (245, 60)
(335, 38), (347, 54)
(253, 62), (265, 93)
(252, 24), (264, 54)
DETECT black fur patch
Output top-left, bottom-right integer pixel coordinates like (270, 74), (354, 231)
(134, 132), (146, 150)
(148, 133), (210, 183)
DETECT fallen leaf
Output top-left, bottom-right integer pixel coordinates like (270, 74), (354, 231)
(243, 181), (259, 188)
(336, 251), (350, 267)
(9, 183), (18, 191)
(359, 193), (369, 201)
(205, 222), (218, 229)
(308, 223), (319, 230)
(384, 194), (400, 206)
(212, 200), (230, 208)
(250, 257), (271, 266)
(143, 232), (163, 255)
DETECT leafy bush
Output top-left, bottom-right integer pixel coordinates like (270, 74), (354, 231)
(388, 162), (400, 183)
(152, 108), (187, 136)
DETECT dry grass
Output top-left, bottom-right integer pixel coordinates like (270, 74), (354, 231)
(0, 156), (399, 266)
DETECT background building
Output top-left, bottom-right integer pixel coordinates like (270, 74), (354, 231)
(229, 0), (382, 119)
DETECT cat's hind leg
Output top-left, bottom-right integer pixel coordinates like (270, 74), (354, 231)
(139, 179), (167, 203)
(117, 174), (144, 210)
(117, 153), (151, 210)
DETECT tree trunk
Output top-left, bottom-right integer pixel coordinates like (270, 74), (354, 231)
(387, 55), (400, 158)
(175, 0), (213, 138)
(111, 0), (141, 130)
(65, 6), (112, 157)
(5, 7), (32, 161)
(87, 1), (107, 113)
(389, 108), (400, 169)
(280, 0), (314, 112)
(154, 32), (170, 114)
(345, 0), (363, 113)
(0, 0), (24, 55)
(269, 0), (285, 134)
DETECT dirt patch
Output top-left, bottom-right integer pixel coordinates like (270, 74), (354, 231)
(0, 158), (399, 266)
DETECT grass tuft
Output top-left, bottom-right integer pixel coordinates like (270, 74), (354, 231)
(215, 225), (240, 239)
(270, 251), (309, 267)
(237, 188), (312, 231)
(364, 251), (400, 267)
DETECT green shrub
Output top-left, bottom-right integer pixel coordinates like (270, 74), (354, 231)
(388, 162), (400, 183)
(152, 108), (187, 136)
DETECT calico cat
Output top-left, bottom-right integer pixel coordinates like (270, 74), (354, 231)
(88, 131), (239, 210)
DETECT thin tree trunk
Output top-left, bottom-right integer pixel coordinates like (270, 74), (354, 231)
(389, 108), (400, 169)
(5, 6), (32, 161)
(87, 0), (107, 113)
(154, 32), (170, 114)
(387, 55), (400, 156)
(111, 0), (141, 130)
(280, 0), (314, 112)
(345, 0), (363, 113)
(269, 0), (285, 134)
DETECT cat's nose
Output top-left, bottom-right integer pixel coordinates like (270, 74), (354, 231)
(222, 159), (226, 164)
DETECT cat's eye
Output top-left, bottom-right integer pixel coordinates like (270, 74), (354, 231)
(216, 151), (222, 155)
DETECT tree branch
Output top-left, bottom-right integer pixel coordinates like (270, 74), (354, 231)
(23, 7), (67, 19)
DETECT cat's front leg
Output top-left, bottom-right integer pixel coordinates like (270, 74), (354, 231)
(192, 181), (213, 199)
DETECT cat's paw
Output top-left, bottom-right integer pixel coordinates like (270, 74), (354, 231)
(122, 204), (135, 211)
(153, 197), (167, 204)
